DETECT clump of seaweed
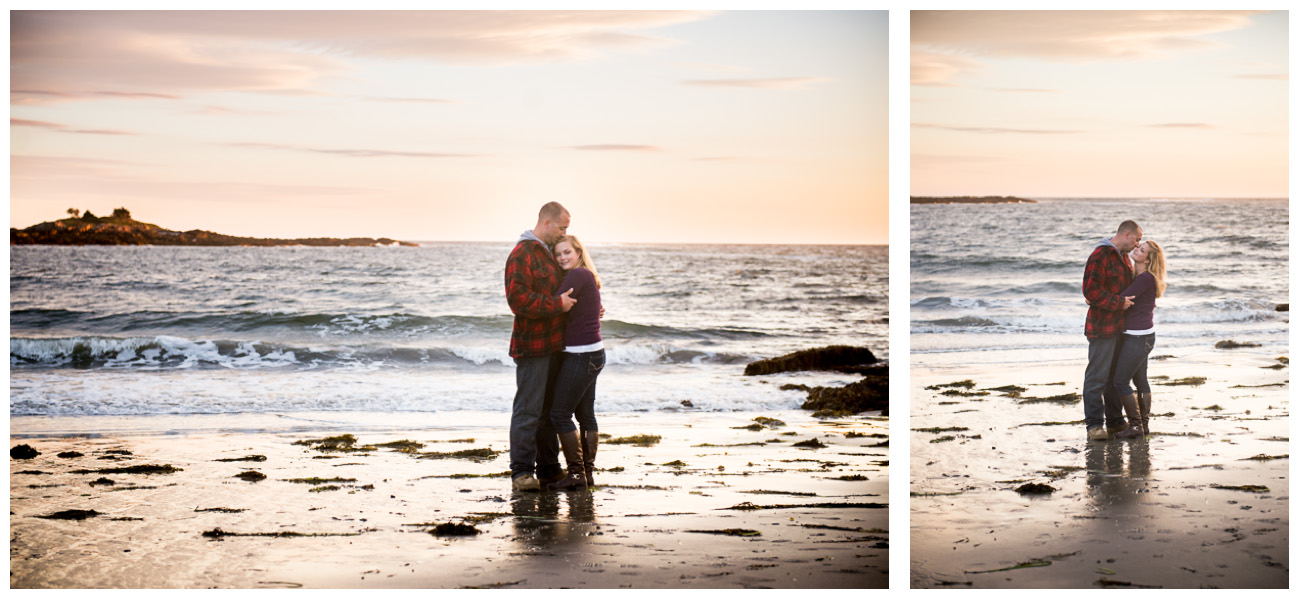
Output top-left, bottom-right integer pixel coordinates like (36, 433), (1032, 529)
(662, 460), (687, 467)
(930, 436), (956, 444)
(430, 522), (481, 536)
(286, 477), (356, 485)
(1017, 393), (1080, 405)
(1241, 454), (1288, 461)
(70, 464), (182, 475)
(432, 472), (512, 479)
(310, 486), (341, 493)
(926, 380), (975, 390)
(57, 451), (84, 459)
(235, 471), (267, 482)
(742, 489), (818, 497)
(1195, 404), (1225, 411)
(686, 529), (761, 537)
(293, 434), (375, 453)
(214, 455), (267, 462)
(196, 507), (247, 513)
(1015, 483), (1056, 495)
(16, 470), (49, 475)
(793, 438), (827, 448)
(721, 501), (886, 511)
(89, 477), (115, 487)
(829, 474), (868, 481)
(1210, 484), (1269, 493)
(11, 444), (40, 459)
(374, 440), (426, 453)
(416, 448), (502, 461)
(37, 509), (101, 520)
(941, 389), (989, 397)
(202, 528), (359, 539)
(913, 426), (969, 433)
(605, 434), (661, 446)
(1159, 377), (1207, 387)
(985, 385), (1027, 395)
(1215, 340), (1261, 349)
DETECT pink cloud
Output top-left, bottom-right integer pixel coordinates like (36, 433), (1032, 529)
(11, 10), (714, 104)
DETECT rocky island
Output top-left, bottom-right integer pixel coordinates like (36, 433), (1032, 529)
(910, 196), (1037, 204)
(11, 208), (418, 246)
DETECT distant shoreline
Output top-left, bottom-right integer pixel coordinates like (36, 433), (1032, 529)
(10, 208), (418, 247)
(910, 196), (1037, 204)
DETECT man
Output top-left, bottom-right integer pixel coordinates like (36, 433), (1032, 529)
(505, 202), (577, 491)
(1082, 220), (1141, 440)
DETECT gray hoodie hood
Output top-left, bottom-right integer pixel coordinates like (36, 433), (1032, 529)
(518, 230), (553, 256)
(1095, 238), (1120, 254)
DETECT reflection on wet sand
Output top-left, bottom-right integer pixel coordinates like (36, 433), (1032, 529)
(510, 489), (598, 552)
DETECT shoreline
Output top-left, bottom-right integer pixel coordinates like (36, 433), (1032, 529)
(11, 410), (887, 589)
(910, 351), (1289, 588)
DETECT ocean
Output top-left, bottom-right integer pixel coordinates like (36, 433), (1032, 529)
(10, 243), (887, 418)
(910, 198), (1289, 368)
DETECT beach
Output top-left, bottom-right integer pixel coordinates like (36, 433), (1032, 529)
(11, 409), (887, 589)
(909, 347), (1288, 588)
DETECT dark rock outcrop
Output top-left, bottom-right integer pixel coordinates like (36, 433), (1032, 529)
(744, 345), (878, 376)
(799, 373), (888, 417)
(12, 210), (418, 247)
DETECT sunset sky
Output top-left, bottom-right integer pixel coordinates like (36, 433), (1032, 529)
(911, 10), (1288, 198)
(10, 10), (888, 244)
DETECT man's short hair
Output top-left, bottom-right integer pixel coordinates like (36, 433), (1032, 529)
(1117, 220), (1140, 235)
(539, 202), (567, 222)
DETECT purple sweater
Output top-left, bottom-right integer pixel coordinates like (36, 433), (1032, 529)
(1120, 271), (1157, 332)
(555, 267), (602, 348)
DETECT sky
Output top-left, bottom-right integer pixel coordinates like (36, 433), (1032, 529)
(911, 10), (1288, 199)
(10, 10), (888, 245)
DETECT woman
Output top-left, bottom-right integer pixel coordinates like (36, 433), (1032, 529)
(547, 235), (605, 489)
(1112, 240), (1166, 439)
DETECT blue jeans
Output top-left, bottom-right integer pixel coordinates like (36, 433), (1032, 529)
(1113, 333), (1155, 397)
(549, 350), (605, 434)
(1083, 336), (1127, 431)
(510, 354), (563, 480)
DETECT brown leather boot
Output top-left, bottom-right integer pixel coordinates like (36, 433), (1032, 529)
(581, 430), (599, 487)
(1113, 394), (1144, 439)
(550, 431), (586, 490)
(1138, 392), (1152, 434)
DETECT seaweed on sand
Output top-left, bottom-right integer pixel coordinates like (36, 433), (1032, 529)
(741, 489), (818, 497)
(1017, 393), (1080, 405)
(721, 501), (886, 511)
(430, 522), (480, 536)
(70, 464), (181, 475)
(57, 451), (84, 459)
(910, 491), (963, 497)
(966, 560), (1053, 574)
(293, 434), (376, 453)
(913, 427), (969, 433)
(36, 509), (102, 520)
(792, 438), (827, 448)
(1240, 454), (1288, 461)
(285, 477), (357, 485)
(89, 477), (115, 486)
(202, 528), (360, 539)
(1210, 484), (1270, 493)
(235, 471), (267, 482)
(1194, 404), (1224, 411)
(1215, 340), (1261, 349)
(214, 455), (267, 462)
(828, 474), (868, 481)
(415, 448), (502, 461)
(926, 380), (975, 390)
(1016, 420), (1084, 427)
(196, 507), (247, 513)
(1159, 377), (1207, 386)
(605, 434), (661, 446)
(432, 471), (512, 479)
(686, 529), (761, 537)
(1015, 483), (1056, 495)
(985, 385), (1027, 395)
(930, 436), (957, 444)
(374, 440), (426, 453)
(941, 389), (990, 397)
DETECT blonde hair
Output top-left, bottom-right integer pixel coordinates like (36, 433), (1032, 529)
(554, 235), (601, 289)
(1142, 240), (1166, 298)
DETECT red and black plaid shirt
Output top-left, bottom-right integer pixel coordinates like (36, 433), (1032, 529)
(1082, 243), (1133, 339)
(505, 239), (566, 359)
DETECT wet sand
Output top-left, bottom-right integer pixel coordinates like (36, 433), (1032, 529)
(911, 349), (1288, 588)
(10, 410), (886, 589)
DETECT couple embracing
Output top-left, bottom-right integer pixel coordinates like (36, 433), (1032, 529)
(504, 202), (606, 492)
(1082, 220), (1168, 441)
